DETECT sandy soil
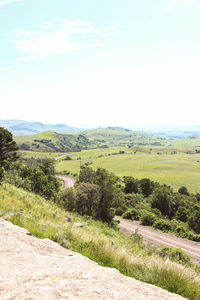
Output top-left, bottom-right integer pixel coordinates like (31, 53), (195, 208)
(117, 217), (200, 265)
(57, 176), (76, 188)
(0, 217), (185, 300)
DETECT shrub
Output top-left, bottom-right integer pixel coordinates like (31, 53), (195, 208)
(140, 211), (157, 226)
(159, 246), (192, 266)
(122, 208), (141, 220)
(178, 186), (189, 196)
(175, 226), (187, 238)
(153, 219), (172, 232)
(176, 206), (188, 222)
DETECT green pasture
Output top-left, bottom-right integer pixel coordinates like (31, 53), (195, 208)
(171, 136), (200, 148)
(55, 148), (200, 193)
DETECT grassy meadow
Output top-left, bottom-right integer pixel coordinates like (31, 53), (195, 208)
(54, 146), (200, 193)
(0, 183), (200, 299)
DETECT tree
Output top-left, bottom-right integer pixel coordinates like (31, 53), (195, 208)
(123, 176), (139, 194)
(151, 186), (173, 217)
(178, 186), (189, 196)
(0, 127), (18, 169)
(188, 205), (200, 234)
(139, 178), (154, 197)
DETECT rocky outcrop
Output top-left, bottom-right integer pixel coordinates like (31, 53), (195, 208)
(0, 218), (185, 299)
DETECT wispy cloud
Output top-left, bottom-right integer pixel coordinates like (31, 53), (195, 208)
(0, 0), (22, 7)
(12, 20), (109, 61)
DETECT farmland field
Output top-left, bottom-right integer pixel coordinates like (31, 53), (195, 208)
(52, 146), (200, 193)
(20, 145), (200, 193)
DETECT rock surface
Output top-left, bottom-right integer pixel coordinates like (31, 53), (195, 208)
(0, 218), (185, 300)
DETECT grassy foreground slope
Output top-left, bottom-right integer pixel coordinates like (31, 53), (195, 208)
(0, 184), (200, 299)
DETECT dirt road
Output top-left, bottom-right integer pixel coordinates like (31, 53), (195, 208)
(57, 176), (76, 188)
(117, 217), (200, 265)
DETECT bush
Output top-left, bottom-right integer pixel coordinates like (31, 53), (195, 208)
(175, 226), (187, 238)
(159, 246), (192, 266)
(153, 219), (172, 232)
(122, 208), (141, 220)
(140, 211), (157, 226)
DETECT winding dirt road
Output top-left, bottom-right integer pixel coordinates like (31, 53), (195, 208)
(117, 217), (200, 265)
(57, 176), (76, 188)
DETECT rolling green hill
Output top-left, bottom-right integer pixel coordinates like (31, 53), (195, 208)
(15, 127), (166, 153)
(15, 131), (92, 152)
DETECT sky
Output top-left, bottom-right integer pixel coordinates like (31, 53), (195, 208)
(1, 0), (200, 129)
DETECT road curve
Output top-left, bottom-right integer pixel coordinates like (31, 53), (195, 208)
(57, 176), (76, 188)
(116, 217), (200, 265)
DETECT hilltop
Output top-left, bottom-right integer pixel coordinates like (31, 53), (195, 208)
(15, 127), (166, 152)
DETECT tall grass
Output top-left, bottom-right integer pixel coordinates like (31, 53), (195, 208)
(0, 184), (200, 299)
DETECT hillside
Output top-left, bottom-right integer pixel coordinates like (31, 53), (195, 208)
(0, 184), (199, 299)
(15, 127), (166, 153)
(78, 127), (166, 147)
(0, 217), (185, 300)
(0, 119), (81, 135)
(15, 131), (92, 152)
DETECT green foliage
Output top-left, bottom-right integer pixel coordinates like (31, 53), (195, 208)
(178, 186), (189, 196)
(139, 178), (155, 197)
(122, 208), (141, 220)
(153, 219), (172, 232)
(75, 183), (100, 218)
(140, 211), (157, 226)
(0, 127), (18, 169)
(159, 247), (192, 266)
(123, 176), (139, 194)
(188, 206), (200, 234)
(176, 206), (189, 222)
(6, 160), (60, 200)
(151, 186), (173, 218)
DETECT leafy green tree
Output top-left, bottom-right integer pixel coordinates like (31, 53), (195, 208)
(0, 127), (18, 169)
(79, 166), (96, 184)
(178, 186), (189, 196)
(123, 176), (139, 194)
(151, 186), (173, 217)
(139, 178), (154, 197)
(94, 168), (118, 222)
(75, 183), (100, 217)
(38, 158), (55, 175)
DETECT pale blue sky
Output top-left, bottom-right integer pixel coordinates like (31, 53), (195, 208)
(1, 0), (200, 128)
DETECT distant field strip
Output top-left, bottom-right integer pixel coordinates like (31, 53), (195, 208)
(55, 149), (200, 193)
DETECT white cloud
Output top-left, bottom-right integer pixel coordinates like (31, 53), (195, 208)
(0, 0), (22, 7)
(13, 20), (109, 61)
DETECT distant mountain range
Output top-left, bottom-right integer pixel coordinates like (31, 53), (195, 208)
(0, 120), (81, 135)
